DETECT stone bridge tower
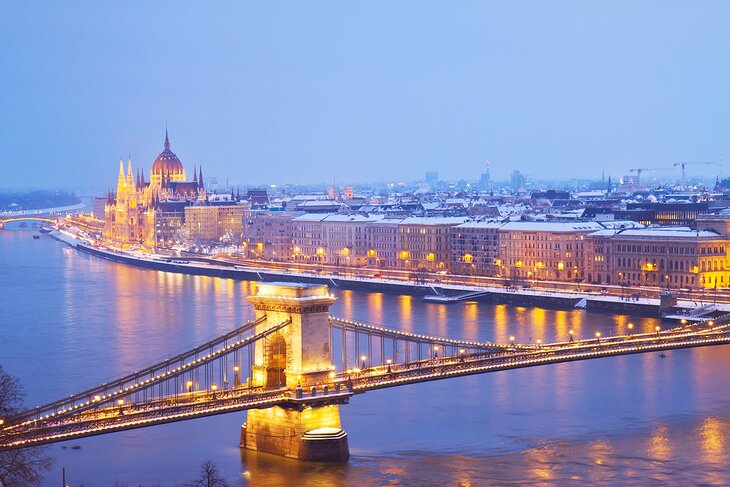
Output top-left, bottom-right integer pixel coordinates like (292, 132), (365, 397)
(241, 282), (349, 461)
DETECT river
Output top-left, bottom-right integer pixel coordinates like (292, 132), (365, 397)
(2, 226), (730, 486)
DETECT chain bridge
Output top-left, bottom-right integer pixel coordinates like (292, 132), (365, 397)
(2, 282), (730, 461)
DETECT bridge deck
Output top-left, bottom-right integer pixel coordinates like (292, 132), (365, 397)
(2, 318), (730, 450)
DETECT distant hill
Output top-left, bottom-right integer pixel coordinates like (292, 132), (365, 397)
(0, 190), (81, 212)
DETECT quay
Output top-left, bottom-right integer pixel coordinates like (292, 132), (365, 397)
(48, 230), (730, 320)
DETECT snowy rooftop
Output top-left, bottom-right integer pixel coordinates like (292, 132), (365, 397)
(499, 221), (604, 232)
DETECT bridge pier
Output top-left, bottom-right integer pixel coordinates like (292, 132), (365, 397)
(241, 282), (349, 461)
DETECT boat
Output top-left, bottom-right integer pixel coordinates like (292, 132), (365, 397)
(32, 234), (40, 240)
(659, 352), (666, 358)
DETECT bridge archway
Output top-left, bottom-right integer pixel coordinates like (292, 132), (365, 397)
(265, 332), (289, 388)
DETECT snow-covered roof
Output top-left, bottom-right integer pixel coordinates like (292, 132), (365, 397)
(616, 228), (722, 239)
(499, 221), (604, 232)
(292, 213), (330, 222)
(322, 214), (384, 223)
(453, 221), (504, 229)
(399, 216), (471, 226)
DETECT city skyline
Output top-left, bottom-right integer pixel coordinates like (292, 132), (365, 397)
(3, 2), (730, 188)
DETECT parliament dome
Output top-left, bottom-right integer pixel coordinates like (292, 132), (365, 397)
(151, 131), (184, 176)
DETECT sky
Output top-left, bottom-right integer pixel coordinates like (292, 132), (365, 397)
(1, 1), (730, 190)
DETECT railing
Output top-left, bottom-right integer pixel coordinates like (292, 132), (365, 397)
(3, 315), (730, 450)
(4, 316), (289, 429)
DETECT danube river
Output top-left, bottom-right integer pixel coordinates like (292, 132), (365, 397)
(3, 228), (730, 486)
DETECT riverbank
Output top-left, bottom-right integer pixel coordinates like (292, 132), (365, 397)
(48, 230), (728, 320)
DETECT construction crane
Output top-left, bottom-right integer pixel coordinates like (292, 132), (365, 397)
(673, 161), (713, 187)
(628, 167), (671, 186)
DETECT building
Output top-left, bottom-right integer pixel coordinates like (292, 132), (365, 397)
(103, 131), (206, 249)
(498, 221), (604, 282)
(587, 226), (730, 289)
(396, 217), (470, 271)
(92, 195), (107, 221)
(290, 214), (383, 266)
(365, 219), (402, 270)
(614, 202), (709, 226)
(450, 221), (502, 275)
(242, 210), (300, 261)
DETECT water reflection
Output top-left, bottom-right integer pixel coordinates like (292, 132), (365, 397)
(3, 233), (730, 485)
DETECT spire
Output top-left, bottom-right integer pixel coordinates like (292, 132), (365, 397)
(164, 128), (170, 150)
(118, 158), (125, 180)
(193, 165), (197, 185)
(198, 166), (204, 189)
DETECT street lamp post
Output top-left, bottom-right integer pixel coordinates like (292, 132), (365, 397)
(655, 325), (661, 336)
(595, 332), (601, 344)
(211, 384), (218, 399)
(627, 323), (634, 335)
(386, 358), (392, 374)
(360, 355), (367, 371)
(186, 380), (193, 400)
(568, 329), (574, 342)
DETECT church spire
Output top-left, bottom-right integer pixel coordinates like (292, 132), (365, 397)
(118, 158), (125, 180)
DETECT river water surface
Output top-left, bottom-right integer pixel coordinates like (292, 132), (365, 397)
(2, 228), (730, 486)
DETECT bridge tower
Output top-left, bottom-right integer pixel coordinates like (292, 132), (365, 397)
(241, 282), (349, 461)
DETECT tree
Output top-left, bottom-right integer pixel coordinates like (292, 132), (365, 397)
(182, 460), (230, 487)
(0, 365), (54, 486)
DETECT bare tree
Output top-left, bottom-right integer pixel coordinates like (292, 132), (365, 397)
(0, 365), (54, 487)
(182, 460), (230, 487)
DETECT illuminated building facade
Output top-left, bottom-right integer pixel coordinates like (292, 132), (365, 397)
(243, 210), (301, 261)
(365, 219), (401, 269)
(498, 221), (603, 282)
(103, 131), (206, 248)
(396, 217), (469, 271)
(450, 221), (502, 275)
(587, 226), (730, 288)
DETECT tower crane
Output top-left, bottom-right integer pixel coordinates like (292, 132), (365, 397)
(673, 161), (713, 188)
(628, 167), (671, 186)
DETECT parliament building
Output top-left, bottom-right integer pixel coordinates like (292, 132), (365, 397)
(103, 131), (206, 249)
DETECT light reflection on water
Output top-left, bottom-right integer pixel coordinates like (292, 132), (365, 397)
(1, 231), (730, 486)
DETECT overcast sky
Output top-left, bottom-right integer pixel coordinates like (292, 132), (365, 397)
(1, 2), (729, 190)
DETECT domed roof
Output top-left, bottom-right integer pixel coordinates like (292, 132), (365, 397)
(151, 130), (184, 175)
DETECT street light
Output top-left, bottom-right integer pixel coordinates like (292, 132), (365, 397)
(627, 323), (634, 335)
(433, 345), (439, 359)
(655, 325), (661, 336)
(595, 332), (601, 344)
(233, 365), (240, 387)
(568, 330), (574, 342)
(211, 384), (218, 399)
(186, 380), (193, 399)
(360, 355), (367, 370)
(510, 336), (515, 347)
(536, 339), (542, 348)
(386, 358), (392, 374)
(459, 348), (465, 362)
